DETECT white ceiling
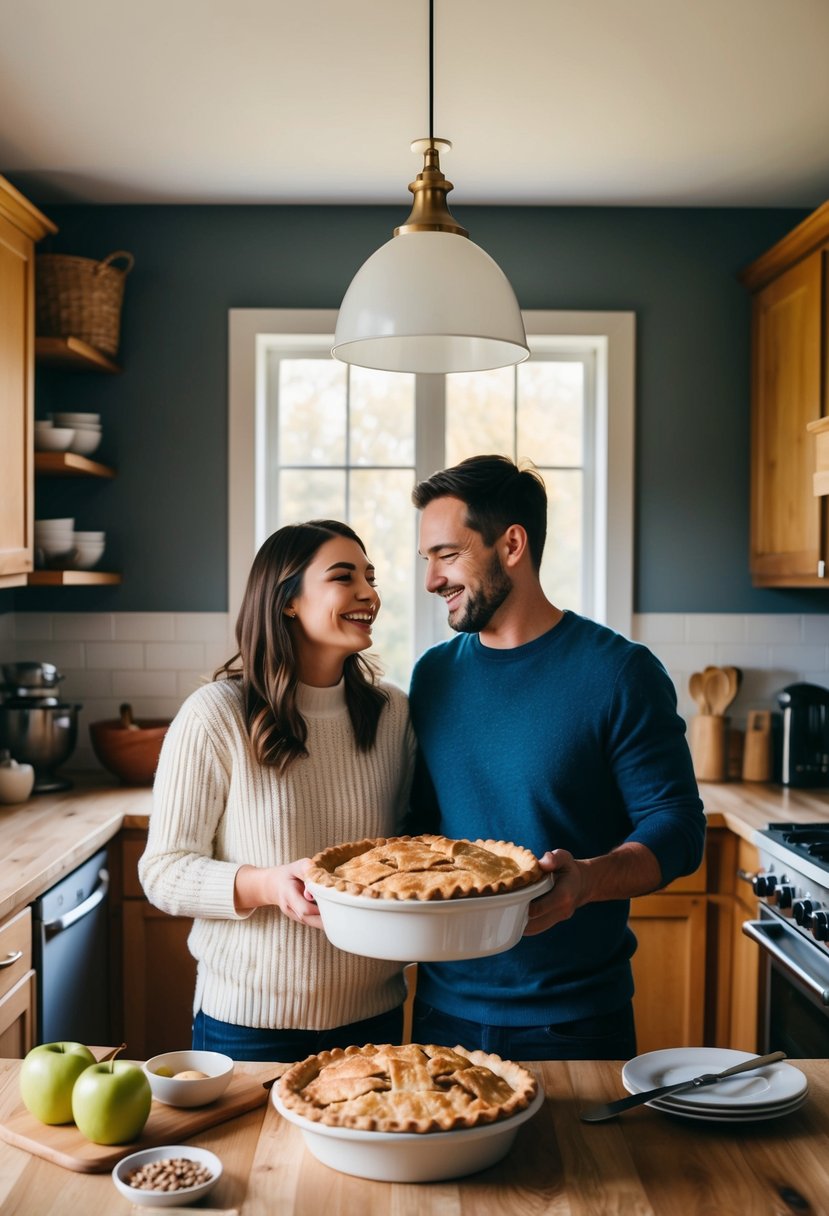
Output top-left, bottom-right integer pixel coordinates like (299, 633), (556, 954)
(3, 0), (829, 208)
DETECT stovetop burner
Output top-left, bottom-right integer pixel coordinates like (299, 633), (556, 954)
(764, 823), (829, 863)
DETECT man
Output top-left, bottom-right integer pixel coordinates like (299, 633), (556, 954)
(407, 454), (705, 1060)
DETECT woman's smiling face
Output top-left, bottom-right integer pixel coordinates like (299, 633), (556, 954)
(287, 535), (380, 678)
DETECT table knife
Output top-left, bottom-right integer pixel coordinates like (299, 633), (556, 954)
(580, 1050), (786, 1122)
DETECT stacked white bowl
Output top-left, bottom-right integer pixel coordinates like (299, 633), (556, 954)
(34, 518), (75, 567)
(52, 412), (102, 457)
(34, 419), (75, 452)
(70, 530), (106, 570)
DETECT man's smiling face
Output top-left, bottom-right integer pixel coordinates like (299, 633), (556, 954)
(418, 495), (513, 634)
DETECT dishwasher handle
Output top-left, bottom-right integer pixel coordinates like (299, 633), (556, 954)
(42, 869), (109, 939)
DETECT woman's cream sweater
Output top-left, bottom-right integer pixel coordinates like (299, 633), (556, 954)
(139, 676), (415, 1030)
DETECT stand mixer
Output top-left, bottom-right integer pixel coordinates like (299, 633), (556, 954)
(0, 662), (80, 792)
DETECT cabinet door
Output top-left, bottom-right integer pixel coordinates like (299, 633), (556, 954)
(0, 970), (36, 1057)
(630, 893), (707, 1053)
(121, 900), (196, 1060)
(0, 211), (34, 584)
(750, 251), (826, 585)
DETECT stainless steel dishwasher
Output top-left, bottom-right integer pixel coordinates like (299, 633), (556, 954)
(32, 847), (111, 1045)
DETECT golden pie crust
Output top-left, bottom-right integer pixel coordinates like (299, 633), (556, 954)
(277, 1042), (539, 1133)
(306, 834), (542, 901)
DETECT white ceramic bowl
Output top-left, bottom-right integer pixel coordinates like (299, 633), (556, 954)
(74, 530), (105, 541)
(68, 428), (102, 456)
(143, 1050), (234, 1107)
(35, 427), (75, 452)
(34, 419), (54, 429)
(53, 411), (101, 426)
(112, 1144), (222, 1208)
(305, 875), (553, 962)
(273, 1083), (544, 1182)
(34, 517), (74, 532)
(69, 543), (105, 570)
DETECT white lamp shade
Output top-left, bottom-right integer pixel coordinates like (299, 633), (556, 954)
(333, 230), (529, 373)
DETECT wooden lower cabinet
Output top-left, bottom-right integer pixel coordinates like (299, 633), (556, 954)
(631, 870), (707, 1053)
(0, 905), (35, 1058)
(113, 830), (196, 1060)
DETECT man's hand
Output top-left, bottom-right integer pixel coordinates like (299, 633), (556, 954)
(523, 841), (663, 936)
(524, 849), (588, 935)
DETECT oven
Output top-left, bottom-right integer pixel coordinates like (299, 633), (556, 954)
(742, 823), (829, 1057)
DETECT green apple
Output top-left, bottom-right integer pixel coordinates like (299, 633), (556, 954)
(19, 1042), (96, 1125)
(71, 1060), (152, 1145)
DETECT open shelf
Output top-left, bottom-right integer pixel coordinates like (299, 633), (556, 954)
(34, 451), (116, 478)
(26, 570), (121, 586)
(35, 336), (122, 374)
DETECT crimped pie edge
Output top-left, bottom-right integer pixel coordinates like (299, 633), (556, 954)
(276, 1042), (540, 1134)
(305, 833), (543, 901)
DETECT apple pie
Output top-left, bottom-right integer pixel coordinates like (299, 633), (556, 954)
(306, 833), (542, 901)
(277, 1042), (539, 1133)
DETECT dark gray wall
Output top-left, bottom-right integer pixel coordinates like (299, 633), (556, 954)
(5, 201), (827, 615)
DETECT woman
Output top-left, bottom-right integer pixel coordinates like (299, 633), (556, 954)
(139, 520), (415, 1061)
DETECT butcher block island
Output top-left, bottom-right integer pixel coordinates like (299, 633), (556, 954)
(1, 1057), (828, 1214)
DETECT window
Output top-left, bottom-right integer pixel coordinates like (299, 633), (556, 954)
(229, 310), (634, 687)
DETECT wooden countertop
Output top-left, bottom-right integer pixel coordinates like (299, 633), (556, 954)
(1, 777), (828, 922)
(1, 1057), (828, 1214)
(0, 779), (152, 922)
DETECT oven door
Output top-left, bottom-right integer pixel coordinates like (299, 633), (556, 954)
(743, 905), (829, 1057)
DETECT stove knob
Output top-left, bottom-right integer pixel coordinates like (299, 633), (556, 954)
(753, 874), (778, 897)
(775, 885), (796, 910)
(794, 899), (818, 926)
(811, 911), (829, 942)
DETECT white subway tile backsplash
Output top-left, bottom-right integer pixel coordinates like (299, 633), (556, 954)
(3, 610), (829, 774)
(174, 613), (231, 643)
(112, 669), (179, 697)
(145, 642), (205, 670)
(52, 613), (115, 641)
(85, 642), (145, 670)
(114, 613), (176, 642)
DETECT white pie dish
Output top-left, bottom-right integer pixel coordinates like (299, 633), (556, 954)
(111, 1144), (222, 1207)
(305, 874), (553, 961)
(272, 1081), (544, 1182)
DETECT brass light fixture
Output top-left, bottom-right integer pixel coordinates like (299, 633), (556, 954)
(332, 0), (529, 374)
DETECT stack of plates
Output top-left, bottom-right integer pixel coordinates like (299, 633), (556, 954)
(622, 1048), (808, 1124)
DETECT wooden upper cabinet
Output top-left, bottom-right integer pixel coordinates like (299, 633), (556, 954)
(0, 176), (56, 587)
(750, 252), (824, 583)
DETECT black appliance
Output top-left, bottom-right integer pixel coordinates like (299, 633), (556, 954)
(777, 683), (829, 789)
(742, 823), (829, 1056)
(32, 848), (111, 1045)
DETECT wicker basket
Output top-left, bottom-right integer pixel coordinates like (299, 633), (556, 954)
(35, 250), (134, 357)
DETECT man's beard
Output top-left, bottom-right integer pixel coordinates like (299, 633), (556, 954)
(449, 551), (512, 633)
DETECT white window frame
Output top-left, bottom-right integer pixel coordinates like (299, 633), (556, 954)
(228, 308), (635, 650)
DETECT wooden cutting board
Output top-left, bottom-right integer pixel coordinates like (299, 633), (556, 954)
(0, 1066), (273, 1173)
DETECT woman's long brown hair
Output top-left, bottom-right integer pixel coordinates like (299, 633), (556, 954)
(214, 520), (389, 772)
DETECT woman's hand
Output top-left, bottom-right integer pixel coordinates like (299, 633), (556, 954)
(234, 859), (324, 927)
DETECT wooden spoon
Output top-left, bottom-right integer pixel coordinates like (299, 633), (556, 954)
(689, 672), (710, 714)
(703, 667), (731, 716)
(721, 666), (741, 714)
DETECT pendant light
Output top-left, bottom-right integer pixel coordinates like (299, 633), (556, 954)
(332, 0), (529, 374)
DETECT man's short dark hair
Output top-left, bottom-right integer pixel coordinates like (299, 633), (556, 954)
(412, 455), (548, 570)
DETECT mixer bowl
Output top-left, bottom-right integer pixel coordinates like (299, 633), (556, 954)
(1, 661), (62, 689)
(0, 703), (79, 792)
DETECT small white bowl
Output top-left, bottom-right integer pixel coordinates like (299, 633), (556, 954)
(143, 1050), (234, 1107)
(74, 530), (105, 541)
(34, 517), (75, 532)
(35, 427), (75, 452)
(53, 411), (101, 426)
(68, 428), (102, 456)
(112, 1144), (222, 1208)
(69, 544), (105, 570)
(34, 419), (54, 429)
(273, 1084), (543, 1182)
(306, 874), (553, 962)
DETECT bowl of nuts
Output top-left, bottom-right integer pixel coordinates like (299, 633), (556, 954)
(111, 1145), (222, 1207)
(143, 1050), (234, 1108)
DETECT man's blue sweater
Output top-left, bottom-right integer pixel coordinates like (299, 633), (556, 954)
(408, 611), (706, 1026)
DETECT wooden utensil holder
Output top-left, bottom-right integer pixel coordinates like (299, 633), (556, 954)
(742, 710), (773, 782)
(690, 714), (727, 782)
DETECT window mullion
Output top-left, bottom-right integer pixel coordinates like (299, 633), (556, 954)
(414, 373), (448, 658)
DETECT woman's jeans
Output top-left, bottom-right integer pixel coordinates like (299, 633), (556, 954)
(192, 1005), (404, 1063)
(411, 998), (637, 1061)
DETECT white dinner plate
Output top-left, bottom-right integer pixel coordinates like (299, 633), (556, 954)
(622, 1048), (807, 1110)
(648, 1092), (808, 1124)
